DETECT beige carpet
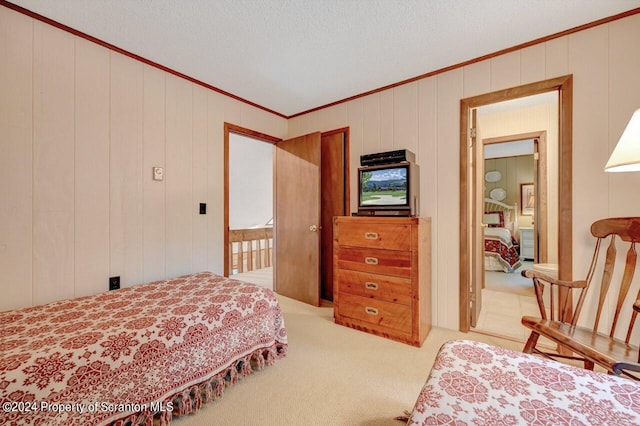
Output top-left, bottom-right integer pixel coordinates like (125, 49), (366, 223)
(173, 295), (521, 426)
(232, 267), (274, 289)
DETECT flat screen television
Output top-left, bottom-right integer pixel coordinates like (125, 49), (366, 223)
(357, 162), (419, 216)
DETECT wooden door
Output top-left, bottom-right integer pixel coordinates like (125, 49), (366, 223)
(274, 132), (322, 306)
(533, 141), (539, 263)
(532, 137), (549, 264)
(470, 108), (483, 327)
(320, 130), (347, 301)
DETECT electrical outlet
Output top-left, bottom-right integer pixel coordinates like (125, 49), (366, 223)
(199, 203), (206, 214)
(109, 276), (120, 291)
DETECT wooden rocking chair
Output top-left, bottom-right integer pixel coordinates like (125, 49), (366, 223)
(521, 217), (640, 379)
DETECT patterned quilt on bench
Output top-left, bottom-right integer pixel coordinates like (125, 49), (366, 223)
(408, 340), (640, 425)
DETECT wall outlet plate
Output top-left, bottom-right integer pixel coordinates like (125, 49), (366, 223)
(109, 276), (120, 291)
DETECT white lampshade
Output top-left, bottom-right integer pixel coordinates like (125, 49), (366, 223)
(605, 108), (640, 172)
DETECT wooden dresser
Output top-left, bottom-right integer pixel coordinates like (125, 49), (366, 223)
(332, 216), (431, 346)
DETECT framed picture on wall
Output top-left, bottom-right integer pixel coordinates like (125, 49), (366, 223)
(520, 183), (534, 216)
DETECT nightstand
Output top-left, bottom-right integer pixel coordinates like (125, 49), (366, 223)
(519, 227), (534, 260)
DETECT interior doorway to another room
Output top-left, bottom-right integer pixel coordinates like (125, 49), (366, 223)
(475, 131), (546, 341)
(224, 124), (280, 289)
(223, 124), (350, 306)
(459, 75), (573, 342)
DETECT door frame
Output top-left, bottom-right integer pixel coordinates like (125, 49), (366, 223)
(459, 75), (573, 332)
(223, 123), (281, 277)
(472, 132), (547, 327)
(482, 131), (548, 262)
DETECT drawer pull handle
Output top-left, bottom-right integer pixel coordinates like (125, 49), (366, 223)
(364, 257), (378, 265)
(365, 282), (379, 290)
(365, 307), (379, 316)
(364, 232), (378, 240)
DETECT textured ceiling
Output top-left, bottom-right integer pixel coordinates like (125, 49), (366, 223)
(8, 0), (640, 116)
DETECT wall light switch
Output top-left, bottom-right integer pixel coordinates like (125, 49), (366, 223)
(153, 167), (164, 181)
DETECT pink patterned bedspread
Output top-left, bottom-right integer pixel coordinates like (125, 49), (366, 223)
(408, 340), (640, 425)
(0, 272), (287, 426)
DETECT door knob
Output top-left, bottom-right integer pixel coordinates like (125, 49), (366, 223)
(309, 225), (318, 232)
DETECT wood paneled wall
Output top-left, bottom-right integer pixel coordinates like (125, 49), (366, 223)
(2, 6), (640, 333)
(288, 14), (640, 330)
(484, 156), (533, 225)
(0, 7), (287, 311)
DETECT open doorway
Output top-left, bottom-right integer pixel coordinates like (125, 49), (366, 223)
(224, 123), (280, 289)
(474, 129), (548, 341)
(459, 75), (574, 339)
(223, 124), (350, 305)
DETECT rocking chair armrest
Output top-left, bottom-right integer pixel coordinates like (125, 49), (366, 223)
(612, 361), (640, 375)
(521, 269), (587, 289)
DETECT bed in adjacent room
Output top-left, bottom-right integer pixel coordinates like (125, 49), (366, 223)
(483, 198), (522, 273)
(0, 272), (287, 426)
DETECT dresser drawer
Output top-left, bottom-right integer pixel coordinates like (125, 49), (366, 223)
(336, 269), (411, 305)
(337, 222), (411, 251)
(338, 293), (411, 333)
(337, 246), (411, 278)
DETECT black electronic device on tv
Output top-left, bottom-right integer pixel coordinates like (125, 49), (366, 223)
(360, 149), (415, 167)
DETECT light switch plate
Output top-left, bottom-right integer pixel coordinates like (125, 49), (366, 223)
(153, 167), (164, 181)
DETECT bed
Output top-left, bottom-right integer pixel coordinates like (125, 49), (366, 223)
(0, 272), (287, 426)
(407, 340), (640, 425)
(484, 198), (522, 273)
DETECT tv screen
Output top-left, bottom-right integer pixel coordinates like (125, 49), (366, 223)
(360, 166), (408, 207)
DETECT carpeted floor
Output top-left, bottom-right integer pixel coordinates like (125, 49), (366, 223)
(172, 294), (521, 426)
